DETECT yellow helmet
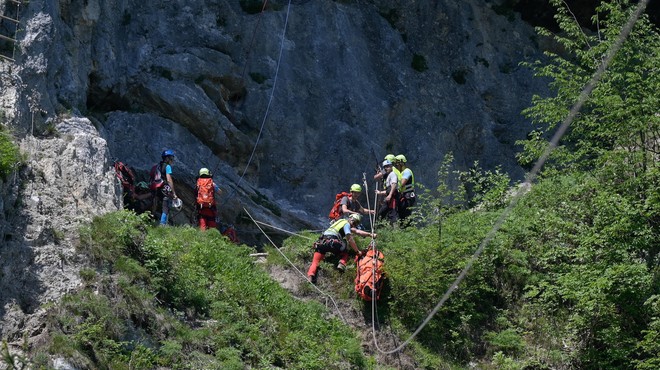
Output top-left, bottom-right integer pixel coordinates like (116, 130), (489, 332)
(384, 154), (395, 162)
(199, 168), (210, 176)
(395, 154), (407, 163)
(350, 184), (362, 192)
(348, 213), (362, 224)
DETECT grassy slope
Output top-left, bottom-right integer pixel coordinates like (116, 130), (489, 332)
(4, 167), (658, 369)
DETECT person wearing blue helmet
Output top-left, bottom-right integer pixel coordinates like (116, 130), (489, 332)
(150, 149), (179, 225)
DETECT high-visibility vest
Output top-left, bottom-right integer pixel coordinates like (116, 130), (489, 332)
(401, 168), (415, 193)
(324, 219), (349, 238)
(382, 167), (401, 190)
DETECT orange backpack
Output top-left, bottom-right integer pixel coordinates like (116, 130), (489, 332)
(196, 177), (215, 208)
(328, 192), (350, 220)
(355, 249), (385, 301)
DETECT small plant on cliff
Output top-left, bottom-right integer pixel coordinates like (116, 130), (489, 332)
(0, 126), (20, 181)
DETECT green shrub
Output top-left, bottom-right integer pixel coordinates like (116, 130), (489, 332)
(78, 210), (151, 264)
(412, 53), (428, 72)
(0, 127), (20, 181)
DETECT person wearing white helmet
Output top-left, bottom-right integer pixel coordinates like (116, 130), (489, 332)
(195, 167), (223, 231)
(307, 213), (376, 284)
(373, 154), (401, 189)
(376, 159), (399, 225)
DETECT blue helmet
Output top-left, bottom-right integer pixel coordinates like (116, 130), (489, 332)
(161, 149), (175, 158)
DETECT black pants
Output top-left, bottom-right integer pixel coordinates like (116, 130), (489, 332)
(398, 193), (416, 220)
(378, 193), (399, 225)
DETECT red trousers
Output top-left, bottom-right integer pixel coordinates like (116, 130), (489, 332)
(198, 207), (217, 231)
(307, 237), (349, 277)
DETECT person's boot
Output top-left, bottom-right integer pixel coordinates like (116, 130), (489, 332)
(336, 262), (346, 272)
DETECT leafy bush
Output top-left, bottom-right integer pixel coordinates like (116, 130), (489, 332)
(0, 126), (20, 181)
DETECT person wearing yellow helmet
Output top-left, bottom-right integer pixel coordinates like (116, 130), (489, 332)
(195, 167), (223, 231)
(339, 183), (375, 220)
(307, 213), (376, 284)
(395, 154), (416, 223)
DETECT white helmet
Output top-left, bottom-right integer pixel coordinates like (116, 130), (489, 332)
(172, 198), (183, 211)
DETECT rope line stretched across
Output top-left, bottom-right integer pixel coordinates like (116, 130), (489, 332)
(253, 219), (315, 240)
(365, 0), (651, 355)
(243, 207), (348, 324)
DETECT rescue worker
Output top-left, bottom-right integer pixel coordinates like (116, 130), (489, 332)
(339, 184), (375, 219)
(395, 154), (416, 222)
(373, 154), (401, 187)
(154, 149), (179, 226)
(129, 181), (154, 215)
(376, 159), (399, 225)
(195, 167), (223, 231)
(307, 214), (375, 284)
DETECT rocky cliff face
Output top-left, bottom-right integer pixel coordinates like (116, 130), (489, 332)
(0, 0), (549, 341)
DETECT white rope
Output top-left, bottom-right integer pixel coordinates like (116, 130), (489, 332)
(367, 0), (651, 355)
(235, 0), (292, 190)
(253, 219), (314, 240)
(243, 207), (348, 324)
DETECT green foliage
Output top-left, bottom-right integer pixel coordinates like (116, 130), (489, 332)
(511, 4), (660, 365)
(411, 54), (428, 72)
(519, 0), (660, 177)
(2, 339), (30, 370)
(485, 329), (525, 355)
(451, 69), (468, 84)
(501, 173), (659, 368)
(383, 212), (501, 361)
(78, 210), (151, 264)
(249, 72), (267, 84)
(0, 126), (20, 181)
(411, 153), (511, 230)
(42, 211), (366, 369)
(635, 295), (660, 369)
(458, 161), (512, 210)
(379, 8), (399, 30)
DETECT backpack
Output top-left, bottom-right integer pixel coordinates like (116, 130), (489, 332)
(196, 177), (215, 208)
(149, 162), (164, 190)
(219, 222), (240, 244)
(355, 248), (385, 301)
(328, 191), (351, 220)
(113, 160), (136, 193)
